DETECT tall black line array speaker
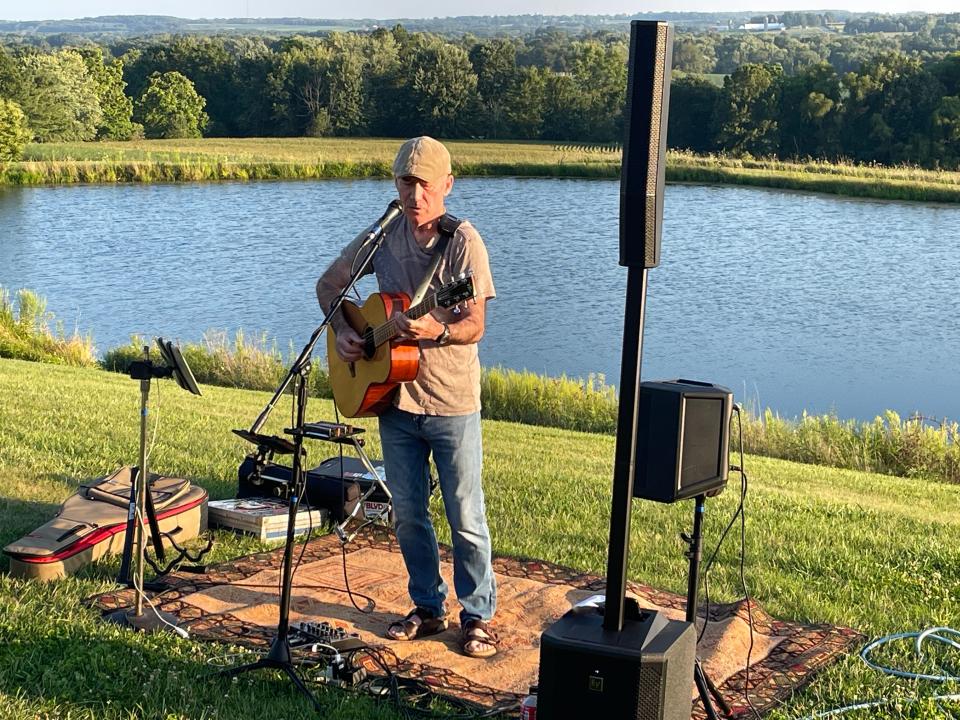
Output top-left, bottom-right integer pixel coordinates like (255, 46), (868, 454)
(537, 21), (693, 720)
(619, 20), (673, 269)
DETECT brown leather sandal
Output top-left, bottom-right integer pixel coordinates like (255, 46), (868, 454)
(460, 619), (500, 658)
(386, 607), (448, 641)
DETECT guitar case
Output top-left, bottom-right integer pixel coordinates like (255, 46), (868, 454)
(3, 466), (208, 581)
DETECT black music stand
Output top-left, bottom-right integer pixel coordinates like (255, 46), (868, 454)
(108, 338), (202, 633)
(684, 494), (734, 719)
(216, 200), (402, 709)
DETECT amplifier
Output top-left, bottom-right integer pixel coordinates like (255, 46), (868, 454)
(237, 455), (388, 521)
(313, 456), (394, 524)
(537, 604), (695, 720)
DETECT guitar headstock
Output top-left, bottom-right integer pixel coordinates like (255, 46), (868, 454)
(436, 273), (476, 309)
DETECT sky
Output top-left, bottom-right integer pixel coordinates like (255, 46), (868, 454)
(2, 0), (959, 21)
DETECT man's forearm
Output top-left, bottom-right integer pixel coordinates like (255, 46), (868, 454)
(316, 268), (352, 335)
(441, 297), (487, 345)
(447, 313), (484, 344)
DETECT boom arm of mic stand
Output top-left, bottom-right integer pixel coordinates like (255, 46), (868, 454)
(249, 231), (389, 435)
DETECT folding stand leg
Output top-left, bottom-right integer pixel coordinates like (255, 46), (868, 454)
(142, 480), (167, 564)
(117, 468), (138, 585)
(117, 466), (167, 587)
(334, 438), (393, 544)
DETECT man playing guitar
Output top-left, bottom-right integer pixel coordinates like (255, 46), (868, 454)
(315, 136), (499, 658)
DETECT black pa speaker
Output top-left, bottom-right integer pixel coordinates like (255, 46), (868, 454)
(632, 379), (733, 503)
(537, 604), (696, 720)
(619, 20), (673, 269)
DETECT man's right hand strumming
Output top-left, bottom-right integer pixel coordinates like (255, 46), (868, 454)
(335, 326), (365, 362)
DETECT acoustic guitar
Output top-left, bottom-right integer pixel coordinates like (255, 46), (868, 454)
(327, 275), (476, 417)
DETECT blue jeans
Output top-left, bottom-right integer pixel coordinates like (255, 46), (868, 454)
(378, 407), (496, 623)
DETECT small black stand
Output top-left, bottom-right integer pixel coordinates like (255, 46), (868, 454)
(218, 363), (322, 711)
(293, 422), (393, 543)
(329, 438), (391, 544)
(684, 494), (733, 720)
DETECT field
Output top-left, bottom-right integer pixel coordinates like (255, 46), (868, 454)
(4, 138), (960, 203)
(1, 358), (959, 718)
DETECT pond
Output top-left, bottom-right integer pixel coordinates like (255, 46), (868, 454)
(1, 177), (958, 422)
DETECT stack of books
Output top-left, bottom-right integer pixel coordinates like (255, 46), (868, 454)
(207, 497), (329, 541)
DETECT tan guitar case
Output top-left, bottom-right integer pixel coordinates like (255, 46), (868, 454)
(3, 466), (208, 581)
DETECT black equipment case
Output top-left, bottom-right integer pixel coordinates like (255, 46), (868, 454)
(238, 455), (390, 521)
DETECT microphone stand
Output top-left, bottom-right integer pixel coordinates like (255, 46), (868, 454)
(218, 201), (401, 710)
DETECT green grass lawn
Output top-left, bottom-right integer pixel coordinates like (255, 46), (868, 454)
(1, 358), (959, 718)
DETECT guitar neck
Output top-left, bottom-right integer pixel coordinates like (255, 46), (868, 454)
(372, 294), (438, 347)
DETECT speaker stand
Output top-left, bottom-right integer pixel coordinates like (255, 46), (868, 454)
(685, 494), (734, 719)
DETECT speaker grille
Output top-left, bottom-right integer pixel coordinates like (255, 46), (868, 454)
(619, 21), (673, 269)
(644, 196), (658, 266)
(642, 25), (668, 268)
(644, 25), (667, 197)
(636, 662), (666, 720)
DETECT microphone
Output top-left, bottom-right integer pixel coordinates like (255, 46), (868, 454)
(362, 199), (404, 244)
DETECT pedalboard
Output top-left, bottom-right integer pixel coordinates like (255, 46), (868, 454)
(293, 620), (366, 652)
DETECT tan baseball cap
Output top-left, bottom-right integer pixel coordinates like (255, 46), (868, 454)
(392, 136), (452, 183)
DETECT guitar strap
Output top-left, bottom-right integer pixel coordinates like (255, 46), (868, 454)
(409, 212), (463, 307)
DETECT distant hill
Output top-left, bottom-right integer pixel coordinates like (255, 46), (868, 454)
(0, 11), (859, 37)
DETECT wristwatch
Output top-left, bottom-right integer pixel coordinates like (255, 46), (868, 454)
(434, 322), (451, 346)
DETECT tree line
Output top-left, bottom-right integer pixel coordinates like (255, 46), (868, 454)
(5, 10), (951, 39)
(1, 27), (960, 170)
(671, 53), (960, 169)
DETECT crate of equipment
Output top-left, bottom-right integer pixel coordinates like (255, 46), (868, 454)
(208, 497), (328, 541)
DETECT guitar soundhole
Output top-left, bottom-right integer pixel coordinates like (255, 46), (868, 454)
(362, 328), (376, 359)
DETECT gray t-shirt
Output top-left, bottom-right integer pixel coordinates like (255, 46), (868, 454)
(321, 216), (495, 416)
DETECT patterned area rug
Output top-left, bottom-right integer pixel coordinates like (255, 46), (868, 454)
(90, 528), (861, 716)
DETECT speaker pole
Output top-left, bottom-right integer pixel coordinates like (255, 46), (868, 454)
(603, 266), (648, 631)
(603, 19), (672, 632)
